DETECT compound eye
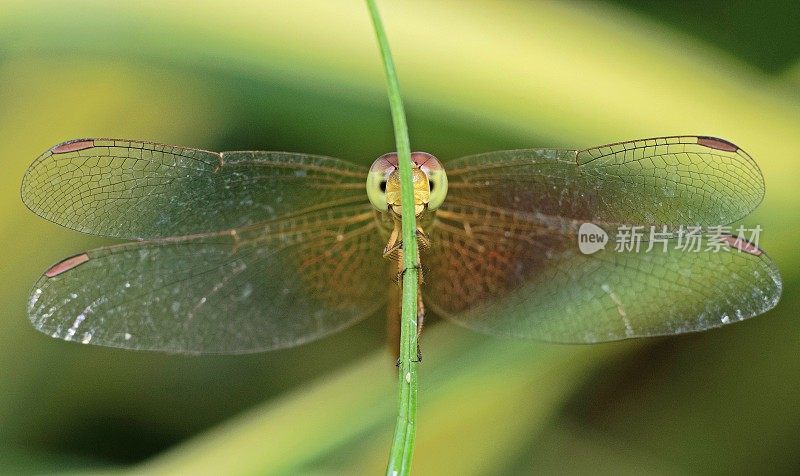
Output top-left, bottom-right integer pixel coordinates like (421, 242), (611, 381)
(366, 153), (397, 212)
(412, 152), (448, 210)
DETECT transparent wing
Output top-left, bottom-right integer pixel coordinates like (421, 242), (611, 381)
(424, 203), (781, 342)
(444, 136), (764, 227)
(27, 204), (388, 354)
(21, 138), (368, 239)
(425, 136), (780, 342)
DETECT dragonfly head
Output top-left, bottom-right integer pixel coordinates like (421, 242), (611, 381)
(367, 152), (448, 218)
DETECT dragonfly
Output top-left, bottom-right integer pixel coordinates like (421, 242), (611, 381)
(21, 136), (782, 354)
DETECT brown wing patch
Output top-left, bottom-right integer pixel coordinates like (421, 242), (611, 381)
(722, 234), (763, 256)
(697, 136), (738, 152)
(45, 253), (90, 277)
(51, 140), (95, 154)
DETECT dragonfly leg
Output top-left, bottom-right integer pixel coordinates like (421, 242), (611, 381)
(391, 263), (425, 364)
(385, 216), (427, 363)
(395, 261), (424, 284)
(416, 293), (425, 337)
(392, 229), (426, 283)
(382, 216), (402, 259)
(416, 225), (431, 250)
(384, 223), (429, 263)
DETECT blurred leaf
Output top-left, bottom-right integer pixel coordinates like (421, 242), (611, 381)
(784, 60), (800, 86)
(0, 448), (113, 475)
(605, 0), (800, 72)
(136, 325), (630, 474)
(0, 56), (230, 445)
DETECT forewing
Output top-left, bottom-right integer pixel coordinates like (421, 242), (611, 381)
(444, 136), (764, 227)
(27, 204), (387, 354)
(424, 204), (781, 342)
(21, 138), (367, 239)
(426, 136), (779, 342)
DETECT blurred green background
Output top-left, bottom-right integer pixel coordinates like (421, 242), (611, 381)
(1, 0), (798, 474)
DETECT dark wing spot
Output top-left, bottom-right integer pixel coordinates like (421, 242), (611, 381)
(45, 253), (90, 277)
(697, 137), (738, 152)
(51, 139), (95, 154)
(722, 235), (763, 256)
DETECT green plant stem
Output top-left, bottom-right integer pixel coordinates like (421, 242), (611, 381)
(365, 0), (418, 474)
